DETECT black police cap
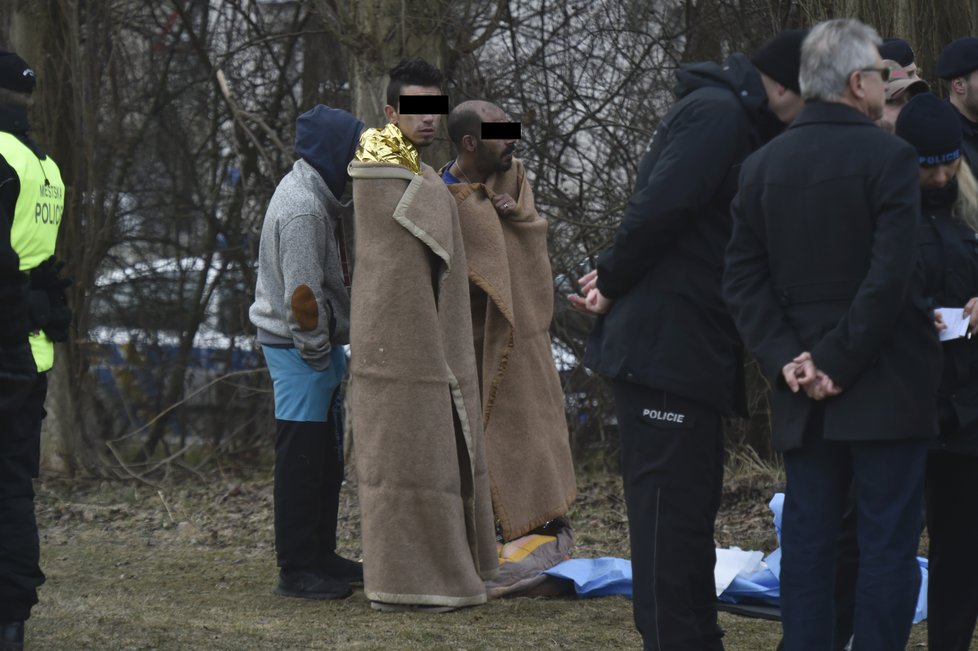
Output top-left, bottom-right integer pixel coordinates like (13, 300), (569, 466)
(936, 37), (978, 80)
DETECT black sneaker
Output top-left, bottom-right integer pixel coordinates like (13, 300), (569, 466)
(274, 570), (352, 600)
(322, 552), (364, 585)
(0, 621), (23, 651)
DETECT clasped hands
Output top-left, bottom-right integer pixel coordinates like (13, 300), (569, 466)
(783, 351), (841, 401)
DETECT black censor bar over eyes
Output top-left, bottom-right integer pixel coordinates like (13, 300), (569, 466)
(398, 95), (450, 115)
(481, 122), (522, 140)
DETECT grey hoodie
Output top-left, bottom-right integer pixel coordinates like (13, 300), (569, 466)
(249, 106), (362, 370)
(249, 159), (351, 369)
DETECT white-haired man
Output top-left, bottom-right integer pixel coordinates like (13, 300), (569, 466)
(724, 19), (940, 651)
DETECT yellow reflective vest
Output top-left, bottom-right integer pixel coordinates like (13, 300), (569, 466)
(1, 131), (65, 372)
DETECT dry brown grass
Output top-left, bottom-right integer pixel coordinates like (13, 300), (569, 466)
(24, 468), (939, 650)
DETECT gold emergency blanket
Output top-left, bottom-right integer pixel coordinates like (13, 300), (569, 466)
(348, 156), (498, 607)
(443, 158), (577, 541)
(355, 123), (421, 175)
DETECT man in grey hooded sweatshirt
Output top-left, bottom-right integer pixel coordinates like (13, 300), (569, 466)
(249, 104), (363, 600)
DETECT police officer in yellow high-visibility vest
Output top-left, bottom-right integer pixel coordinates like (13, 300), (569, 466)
(0, 50), (69, 651)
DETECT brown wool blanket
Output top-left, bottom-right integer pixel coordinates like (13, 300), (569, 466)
(443, 158), (577, 541)
(348, 161), (498, 607)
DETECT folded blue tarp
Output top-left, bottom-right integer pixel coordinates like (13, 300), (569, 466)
(544, 492), (929, 624)
(543, 557), (632, 598)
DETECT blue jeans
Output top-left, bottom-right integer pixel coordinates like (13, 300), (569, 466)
(780, 427), (925, 651)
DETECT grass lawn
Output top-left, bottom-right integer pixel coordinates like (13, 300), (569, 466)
(25, 470), (940, 650)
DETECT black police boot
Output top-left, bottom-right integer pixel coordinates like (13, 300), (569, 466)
(321, 552), (363, 585)
(274, 569), (352, 600)
(0, 621), (24, 651)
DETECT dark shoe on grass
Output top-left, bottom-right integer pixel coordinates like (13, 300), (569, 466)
(322, 552), (364, 585)
(0, 621), (23, 651)
(274, 570), (352, 600)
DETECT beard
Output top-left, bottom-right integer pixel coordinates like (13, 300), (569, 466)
(494, 144), (516, 171)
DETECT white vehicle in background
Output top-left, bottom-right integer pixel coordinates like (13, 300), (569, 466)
(84, 254), (264, 443)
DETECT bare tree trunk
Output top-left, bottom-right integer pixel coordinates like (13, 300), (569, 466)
(311, 0), (467, 165)
(682, 0), (724, 63)
(9, 1), (112, 475)
(794, 0), (975, 82)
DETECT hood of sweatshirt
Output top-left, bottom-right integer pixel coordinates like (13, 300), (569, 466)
(675, 52), (784, 142)
(294, 104), (364, 200)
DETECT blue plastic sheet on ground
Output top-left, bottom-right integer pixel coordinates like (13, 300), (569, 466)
(545, 492), (929, 624)
(542, 557), (632, 598)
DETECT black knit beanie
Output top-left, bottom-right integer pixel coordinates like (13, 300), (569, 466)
(751, 29), (808, 93)
(896, 93), (963, 166)
(0, 51), (35, 95)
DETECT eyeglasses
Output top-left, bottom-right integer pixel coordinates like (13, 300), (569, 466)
(859, 66), (891, 82)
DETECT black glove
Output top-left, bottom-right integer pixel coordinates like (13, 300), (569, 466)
(29, 255), (71, 293)
(28, 255), (72, 342)
(27, 288), (50, 330)
(45, 291), (71, 342)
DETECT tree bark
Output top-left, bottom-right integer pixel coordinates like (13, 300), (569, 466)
(311, 0), (471, 165)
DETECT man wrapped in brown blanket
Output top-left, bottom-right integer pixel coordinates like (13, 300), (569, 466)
(348, 60), (497, 613)
(440, 101), (577, 553)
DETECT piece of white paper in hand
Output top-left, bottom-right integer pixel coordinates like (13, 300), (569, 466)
(936, 307), (971, 342)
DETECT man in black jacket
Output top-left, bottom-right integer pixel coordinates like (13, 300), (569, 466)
(724, 19), (941, 651)
(569, 29), (806, 650)
(936, 36), (978, 166)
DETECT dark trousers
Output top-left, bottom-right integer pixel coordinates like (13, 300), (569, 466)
(273, 396), (344, 573)
(925, 451), (978, 651)
(0, 373), (47, 622)
(830, 492), (858, 651)
(613, 381), (725, 651)
(778, 488), (858, 651)
(780, 428), (926, 651)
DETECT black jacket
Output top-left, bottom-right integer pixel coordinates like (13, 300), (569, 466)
(951, 101), (978, 170)
(585, 53), (783, 415)
(918, 182), (978, 456)
(724, 101), (942, 451)
(0, 105), (35, 346)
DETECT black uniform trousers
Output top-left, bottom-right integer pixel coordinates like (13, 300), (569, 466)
(0, 372), (47, 622)
(613, 380), (725, 651)
(273, 390), (344, 573)
(926, 450), (978, 651)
